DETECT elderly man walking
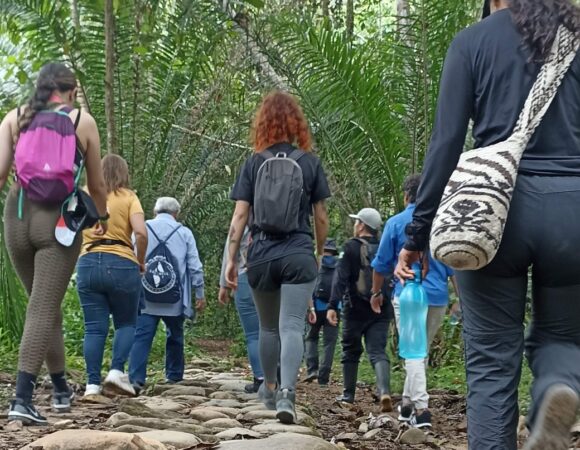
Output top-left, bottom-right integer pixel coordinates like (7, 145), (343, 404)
(129, 197), (205, 392)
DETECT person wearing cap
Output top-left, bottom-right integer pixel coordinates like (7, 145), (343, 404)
(371, 174), (458, 429)
(327, 208), (394, 412)
(303, 238), (340, 386)
(129, 197), (206, 393)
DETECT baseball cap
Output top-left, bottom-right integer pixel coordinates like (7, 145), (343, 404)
(349, 208), (382, 231)
(323, 239), (338, 254)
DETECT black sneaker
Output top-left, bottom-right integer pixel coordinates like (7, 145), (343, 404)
(245, 377), (263, 394)
(398, 402), (414, 422)
(303, 372), (318, 383)
(52, 388), (74, 413)
(410, 410), (432, 429)
(132, 382), (145, 396)
(8, 399), (48, 426)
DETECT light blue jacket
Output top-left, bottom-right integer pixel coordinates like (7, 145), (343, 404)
(141, 213), (205, 318)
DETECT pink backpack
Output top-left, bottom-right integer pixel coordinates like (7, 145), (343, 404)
(15, 106), (81, 206)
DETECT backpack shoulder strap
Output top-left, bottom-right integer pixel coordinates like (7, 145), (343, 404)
(17, 107), (21, 119)
(147, 223), (182, 245)
(354, 237), (370, 267)
(288, 149), (305, 162)
(74, 108), (81, 130)
(164, 224), (182, 243)
(261, 150), (275, 160)
(146, 223), (162, 243)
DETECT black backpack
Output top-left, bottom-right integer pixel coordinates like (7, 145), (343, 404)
(253, 148), (304, 235)
(313, 259), (336, 302)
(142, 224), (182, 304)
(354, 238), (379, 301)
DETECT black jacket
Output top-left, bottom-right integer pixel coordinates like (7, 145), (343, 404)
(329, 236), (393, 320)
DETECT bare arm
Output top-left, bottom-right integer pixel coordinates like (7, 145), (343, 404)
(130, 213), (148, 267)
(225, 201), (250, 288)
(79, 112), (107, 217)
(371, 270), (385, 297)
(313, 200), (329, 258)
(0, 109), (17, 191)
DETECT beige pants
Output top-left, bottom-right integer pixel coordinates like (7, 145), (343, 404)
(393, 296), (446, 410)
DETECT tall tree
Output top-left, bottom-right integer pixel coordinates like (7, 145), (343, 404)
(104, 0), (117, 154)
(346, 0), (354, 38)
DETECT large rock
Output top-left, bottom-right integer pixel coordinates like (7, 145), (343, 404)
(240, 410), (316, 428)
(170, 395), (208, 406)
(136, 396), (188, 412)
(215, 428), (263, 440)
(200, 399), (247, 409)
(20, 430), (166, 450)
(203, 418), (243, 429)
(218, 432), (336, 450)
(116, 425), (155, 434)
(400, 428), (427, 445)
(210, 391), (238, 400)
(205, 406), (242, 418)
(210, 373), (246, 382)
(239, 404), (268, 414)
(137, 430), (200, 449)
(107, 412), (133, 427)
(216, 380), (250, 392)
(109, 417), (210, 435)
(160, 385), (207, 397)
(251, 422), (321, 437)
(119, 398), (180, 419)
(189, 409), (229, 421)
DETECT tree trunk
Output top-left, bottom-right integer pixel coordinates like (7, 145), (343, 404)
(104, 0), (117, 154)
(396, 0), (410, 32)
(321, 0), (329, 17)
(346, 0), (354, 39)
(69, 0), (90, 112)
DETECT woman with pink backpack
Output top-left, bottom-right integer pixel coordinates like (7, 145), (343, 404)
(0, 63), (109, 425)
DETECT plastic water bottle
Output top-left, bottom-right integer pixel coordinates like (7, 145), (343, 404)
(399, 267), (428, 359)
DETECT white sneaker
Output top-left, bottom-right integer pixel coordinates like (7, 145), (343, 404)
(84, 384), (102, 397)
(103, 369), (136, 396)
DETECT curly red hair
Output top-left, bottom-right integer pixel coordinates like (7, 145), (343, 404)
(251, 91), (312, 152)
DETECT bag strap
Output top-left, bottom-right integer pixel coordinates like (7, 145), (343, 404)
(354, 237), (370, 267)
(288, 149), (305, 162)
(513, 26), (580, 143)
(261, 150), (275, 160)
(146, 223), (182, 245)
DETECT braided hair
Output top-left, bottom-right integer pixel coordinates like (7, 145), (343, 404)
(18, 63), (77, 132)
(508, 0), (580, 62)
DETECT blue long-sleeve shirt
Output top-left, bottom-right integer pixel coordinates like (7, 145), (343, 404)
(371, 204), (453, 306)
(141, 214), (205, 318)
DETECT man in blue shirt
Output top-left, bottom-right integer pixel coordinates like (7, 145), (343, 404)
(129, 197), (205, 392)
(371, 175), (458, 429)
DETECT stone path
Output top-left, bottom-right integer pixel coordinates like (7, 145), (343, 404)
(6, 358), (338, 450)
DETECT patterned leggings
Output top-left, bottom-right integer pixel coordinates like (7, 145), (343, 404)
(4, 185), (81, 378)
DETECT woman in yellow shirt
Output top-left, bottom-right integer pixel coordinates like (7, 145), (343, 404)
(77, 154), (147, 397)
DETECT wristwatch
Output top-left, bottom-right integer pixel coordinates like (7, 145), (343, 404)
(98, 212), (110, 223)
(371, 291), (383, 298)
(308, 307), (316, 313)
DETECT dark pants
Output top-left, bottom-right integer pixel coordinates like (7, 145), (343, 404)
(304, 309), (339, 384)
(457, 175), (580, 450)
(77, 253), (141, 385)
(129, 313), (185, 385)
(341, 305), (390, 366)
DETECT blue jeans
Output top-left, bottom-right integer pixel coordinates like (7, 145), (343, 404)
(129, 313), (185, 385)
(235, 272), (263, 379)
(77, 253), (141, 385)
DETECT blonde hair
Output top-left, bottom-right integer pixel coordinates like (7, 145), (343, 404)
(102, 154), (130, 193)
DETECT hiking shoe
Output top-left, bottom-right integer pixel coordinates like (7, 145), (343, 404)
(258, 382), (277, 410)
(318, 380), (329, 388)
(52, 388), (74, 413)
(132, 382), (145, 396)
(303, 372), (318, 383)
(336, 394), (354, 404)
(523, 384), (579, 450)
(410, 410), (432, 429)
(104, 370), (136, 396)
(245, 377), (263, 394)
(380, 394), (393, 412)
(398, 402), (414, 422)
(165, 379), (180, 384)
(83, 384), (102, 397)
(276, 388), (297, 424)
(8, 399), (47, 426)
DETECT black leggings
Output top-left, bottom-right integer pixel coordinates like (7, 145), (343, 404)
(457, 175), (580, 450)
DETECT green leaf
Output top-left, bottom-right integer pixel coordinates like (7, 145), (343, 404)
(241, 0), (265, 8)
(16, 70), (27, 84)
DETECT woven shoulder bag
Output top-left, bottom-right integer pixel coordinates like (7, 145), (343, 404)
(430, 26), (579, 270)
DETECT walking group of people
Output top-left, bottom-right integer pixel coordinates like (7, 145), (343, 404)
(1, 0), (580, 449)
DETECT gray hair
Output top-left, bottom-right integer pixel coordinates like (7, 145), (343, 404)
(154, 197), (181, 215)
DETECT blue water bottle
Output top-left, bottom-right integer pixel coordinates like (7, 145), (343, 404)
(399, 267), (428, 359)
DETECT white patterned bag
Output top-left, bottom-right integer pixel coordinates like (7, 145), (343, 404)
(430, 26), (579, 270)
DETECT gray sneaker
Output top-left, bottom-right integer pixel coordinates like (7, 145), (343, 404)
(523, 384), (579, 450)
(276, 388), (297, 424)
(258, 382), (276, 410)
(8, 399), (47, 425)
(52, 389), (74, 413)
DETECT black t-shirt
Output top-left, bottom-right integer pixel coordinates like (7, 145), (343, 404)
(230, 142), (331, 267)
(406, 9), (580, 250)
